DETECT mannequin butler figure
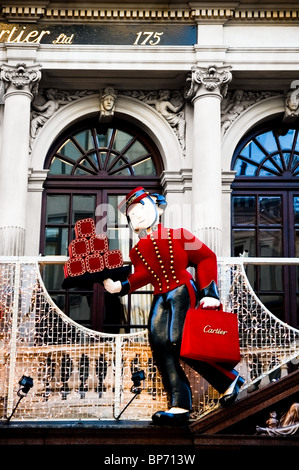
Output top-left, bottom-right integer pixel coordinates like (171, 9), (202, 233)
(104, 187), (244, 425)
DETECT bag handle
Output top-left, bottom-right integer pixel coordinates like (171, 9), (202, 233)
(198, 301), (223, 311)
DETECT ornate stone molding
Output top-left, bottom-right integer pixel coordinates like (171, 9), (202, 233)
(185, 65), (232, 101)
(0, 62), (41, 96)
(232, 8), (299, 23)
(221, 170), (236, 194)
(123, 89), (186, 153)
(2, 3), (299, 24)
(221, 89), (280, 137)
(30, 88), (96, 149)
(27, 168), (49, 192)
(191, 5), (299, 23)
(160, 169), (192, 194)
(0, 79), (4, 104)
(29, 84), (284, 156)
(1, 3), (46, 22)
(30, 87), (186, 154)
(1, 4), (194, 23)
(99, 87), (117, 123)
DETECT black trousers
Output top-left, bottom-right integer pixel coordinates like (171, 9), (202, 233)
(148, 284), (237, 411)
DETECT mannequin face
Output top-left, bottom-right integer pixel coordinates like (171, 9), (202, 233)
(127, 197), (161, 232)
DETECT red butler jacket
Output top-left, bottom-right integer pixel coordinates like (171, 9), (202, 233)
(127, 224), (218, 309)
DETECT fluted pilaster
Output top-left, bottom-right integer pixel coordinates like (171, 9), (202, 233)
(186, 65), (232, 255)
(0, 63), (41, 255)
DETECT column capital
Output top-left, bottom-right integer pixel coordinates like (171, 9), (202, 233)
(0, 62), (41, 98)
(185, 64), (232, 102)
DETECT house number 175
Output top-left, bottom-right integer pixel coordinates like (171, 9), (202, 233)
(133, 31), (164, 45)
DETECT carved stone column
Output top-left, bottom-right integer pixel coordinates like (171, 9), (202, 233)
(186, 65), (232, 255)
(0, 63), (41, 255)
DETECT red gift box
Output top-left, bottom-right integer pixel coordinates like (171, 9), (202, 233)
(89, 235), (109, 254)
(68, 238), (90, 258)
(64, 257), (86, 277)
(75, 218), (96, 238)
(104, 250), (123, 269)
(85, 254), (105, 273)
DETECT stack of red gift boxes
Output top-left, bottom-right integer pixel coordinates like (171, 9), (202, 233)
(64, 218), (123, 278)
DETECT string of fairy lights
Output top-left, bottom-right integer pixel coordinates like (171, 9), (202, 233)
(0, 259), (298, 421)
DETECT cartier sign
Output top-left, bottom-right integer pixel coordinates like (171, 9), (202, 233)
(0, 25), (50, 44)
(0, 23), (196, 46)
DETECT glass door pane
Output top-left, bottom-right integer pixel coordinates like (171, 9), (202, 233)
(232, 196), (256, 225)
(72, 195), (96, 224)
(46, 195), (70, 224)
(232, 228), (256, 257)
(45, 227), (68, 256)
(259, 230), (282, 257)
(259, 196), (282, 225)
(106, 194), (130, 258)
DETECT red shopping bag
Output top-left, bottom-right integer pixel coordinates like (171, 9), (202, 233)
(180, 305), (241, 367)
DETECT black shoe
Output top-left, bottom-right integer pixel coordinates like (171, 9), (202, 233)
(219, 374), (245, 408)
(152, 410), (189, 426)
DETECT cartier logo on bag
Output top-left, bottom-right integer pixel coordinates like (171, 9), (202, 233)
(203, 325), (228, 335)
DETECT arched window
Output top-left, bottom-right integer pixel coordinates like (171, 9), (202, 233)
(40, 117), (163, 332)
(48, 124), (158, 177)
(233, 127), (299, 177)
(231, 121), (299, 327)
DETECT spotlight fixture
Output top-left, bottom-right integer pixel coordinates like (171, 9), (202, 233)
(6, 375), (34, 424)
(115, 369), (146, 420)
(18, 375), (34, 397)
(131, 370), (146, 392)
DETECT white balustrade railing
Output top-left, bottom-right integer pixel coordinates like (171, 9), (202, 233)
(0, 256), (298, 422)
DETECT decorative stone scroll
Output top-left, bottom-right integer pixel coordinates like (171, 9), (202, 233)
(0, 63), (42, 256)
(30, 88), (96, 147)
(30, 87), (186, 154)
(0, 62), (41, 96)
(123, 89), (186, 153)
(184, 65), (233, 254)
(185, 64), (232, 102)
(221, 89), (279, 137)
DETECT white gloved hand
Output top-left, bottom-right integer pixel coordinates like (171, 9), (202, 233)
(103, 278), (122, 294)
(199, 297), (220, 310)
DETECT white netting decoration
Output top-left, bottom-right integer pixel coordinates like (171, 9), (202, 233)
(0, 258), (298, 421)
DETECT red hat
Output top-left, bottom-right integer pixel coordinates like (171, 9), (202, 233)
(118, 187), (149, 214)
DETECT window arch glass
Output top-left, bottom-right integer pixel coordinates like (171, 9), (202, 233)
(233, 128), (299, 177)
(48, 124), (158, 176)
